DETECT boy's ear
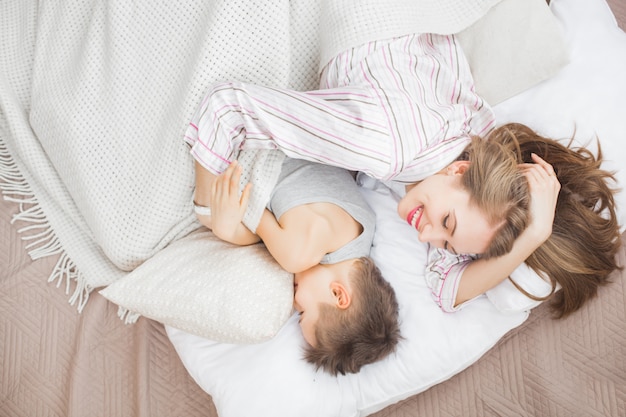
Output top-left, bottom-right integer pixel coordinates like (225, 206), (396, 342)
(447, 160), (470, 175)
(330, 282), (351, 309)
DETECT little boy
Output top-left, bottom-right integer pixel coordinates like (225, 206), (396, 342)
(193, 156), (400, 375)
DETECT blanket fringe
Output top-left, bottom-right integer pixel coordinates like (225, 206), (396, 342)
(1, 138), (91, 313)
(117, 306), (141, 324)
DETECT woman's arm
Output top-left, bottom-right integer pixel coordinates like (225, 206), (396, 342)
(454, 153), (561, 306)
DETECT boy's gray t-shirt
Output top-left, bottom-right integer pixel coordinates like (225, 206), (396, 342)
(267, 158), (375, 264)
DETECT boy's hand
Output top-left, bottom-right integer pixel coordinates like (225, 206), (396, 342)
(519, 153), (561, 245)
(210, 161), (253, 243)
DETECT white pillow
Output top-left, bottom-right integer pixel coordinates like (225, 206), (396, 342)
(99, 230), (294, 344)
(486, 263), (554, 313)
(167, 1), (626, 416)
(457, 0), (569, 105)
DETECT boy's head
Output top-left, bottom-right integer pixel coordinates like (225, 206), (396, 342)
(293, 256), (401, 376)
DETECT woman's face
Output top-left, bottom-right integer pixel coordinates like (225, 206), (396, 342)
(397, 161), (499, 255)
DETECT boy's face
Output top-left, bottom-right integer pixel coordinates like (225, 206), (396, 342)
(293, 262), (353, 347)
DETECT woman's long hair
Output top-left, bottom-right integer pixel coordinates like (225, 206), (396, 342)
(484, 123), (623, 318)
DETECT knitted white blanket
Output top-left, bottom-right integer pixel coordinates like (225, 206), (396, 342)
(0, 0), (501, 310)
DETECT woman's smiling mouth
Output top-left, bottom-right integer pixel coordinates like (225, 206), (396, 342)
(406, 206), (423, 231)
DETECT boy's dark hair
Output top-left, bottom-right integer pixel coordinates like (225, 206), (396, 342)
(303, 257), (401, 375)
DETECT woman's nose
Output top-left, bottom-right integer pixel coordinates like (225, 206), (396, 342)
(417, 224), (445, 247)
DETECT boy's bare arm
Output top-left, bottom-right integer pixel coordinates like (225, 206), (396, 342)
(255, 208), (326, 273)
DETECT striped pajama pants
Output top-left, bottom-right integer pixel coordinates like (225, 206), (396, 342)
(184, 33), (495, 183)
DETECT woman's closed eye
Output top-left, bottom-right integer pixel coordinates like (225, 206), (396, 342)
(442, 212), (458, 254)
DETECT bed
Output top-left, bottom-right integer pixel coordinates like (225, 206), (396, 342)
(1, 0), (625, 416)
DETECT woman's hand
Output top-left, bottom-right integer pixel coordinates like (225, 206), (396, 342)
(519, 153), (561, 245)
(210, 161), (258, 244)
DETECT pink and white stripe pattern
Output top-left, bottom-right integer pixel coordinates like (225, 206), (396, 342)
(184, 33), (495, 183)
(425, 247), (476, 312)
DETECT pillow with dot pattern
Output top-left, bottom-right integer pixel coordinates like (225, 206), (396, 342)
(99, 229), (294, 344)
